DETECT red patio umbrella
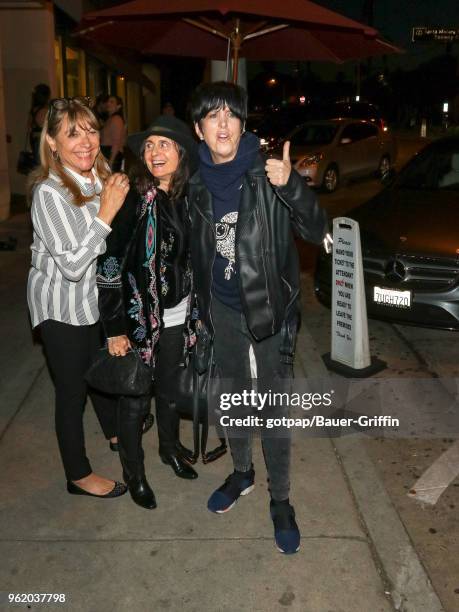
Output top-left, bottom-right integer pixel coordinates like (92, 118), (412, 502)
(80, 0), (402, 82)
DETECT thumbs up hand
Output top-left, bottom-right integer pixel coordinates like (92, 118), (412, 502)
(265, 141), (292, 187)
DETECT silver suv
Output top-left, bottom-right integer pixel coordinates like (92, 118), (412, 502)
(289, 118), (397, 193)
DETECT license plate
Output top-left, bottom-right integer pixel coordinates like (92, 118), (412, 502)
(373, 286), (411, 308)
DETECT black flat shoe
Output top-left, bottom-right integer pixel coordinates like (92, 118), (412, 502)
(67, 480), (127, 498)
(160, 454), (198, 480)
(109, 441), (119, 452)
(123, 472), (157, 510)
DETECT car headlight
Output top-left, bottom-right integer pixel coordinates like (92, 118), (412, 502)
(298, 153), (324, 167)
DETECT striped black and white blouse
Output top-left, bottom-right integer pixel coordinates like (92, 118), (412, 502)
(27, 167), (111, 328)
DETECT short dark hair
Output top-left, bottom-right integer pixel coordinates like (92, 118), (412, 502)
(190, 81), (247, 126)
(32, 83), (50, 109)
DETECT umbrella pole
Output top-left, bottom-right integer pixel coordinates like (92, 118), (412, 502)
(232, 47), (239, 83)
(225, 38), (231, 82)
(231, 18), (242, 83)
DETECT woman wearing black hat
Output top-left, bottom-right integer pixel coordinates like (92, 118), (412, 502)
(97, 115), (199, 509)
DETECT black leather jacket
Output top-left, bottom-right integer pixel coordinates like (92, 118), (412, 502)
(97, 188), (193, 366)
(188, 153), (328, 362)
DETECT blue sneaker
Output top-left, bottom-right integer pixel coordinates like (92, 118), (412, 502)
(207, 468), (255, 513)
(270, 499), (300, 554)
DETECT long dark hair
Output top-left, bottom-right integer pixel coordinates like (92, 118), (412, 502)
(107, 95), (124, 121)
(31, 83), (50, 111)
(131, 139), (189, 203)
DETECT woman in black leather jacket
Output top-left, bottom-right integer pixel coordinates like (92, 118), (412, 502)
(188, 82), (328, 553)
(97, 116), (199, 510)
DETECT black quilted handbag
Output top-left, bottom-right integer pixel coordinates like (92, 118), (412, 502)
(85, 348), (152, 397)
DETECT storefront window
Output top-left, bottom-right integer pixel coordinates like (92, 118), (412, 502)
(54, 38), (64, 97)
(116, 75), (127, 109)
(87, 59), (108, 98)
(65, 47), (86, 97)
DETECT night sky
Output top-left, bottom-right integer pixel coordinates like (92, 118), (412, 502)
(316, 0), (459, 68)
(251, 0), (459, 85)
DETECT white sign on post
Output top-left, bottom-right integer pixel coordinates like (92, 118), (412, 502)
(331, 217), (371, 370)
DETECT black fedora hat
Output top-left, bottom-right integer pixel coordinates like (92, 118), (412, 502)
(128, 115), (198, 173)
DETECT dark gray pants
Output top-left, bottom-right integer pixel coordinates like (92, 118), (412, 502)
(211, 298), (292, 501)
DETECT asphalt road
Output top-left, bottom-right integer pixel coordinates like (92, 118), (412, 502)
(301, 133), (459, 612)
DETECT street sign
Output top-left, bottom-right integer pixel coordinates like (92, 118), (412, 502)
(412, 27), (459, 42)
(322, 217), (386, 377)
(331, 218), (370, 369)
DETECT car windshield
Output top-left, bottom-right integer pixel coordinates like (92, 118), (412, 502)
(398, 147), (459, 191)
(246, 114), (266, 132)
(334, 103), (381, 122)
(290, 124), (338, 146)
(251, 113), (303, 138)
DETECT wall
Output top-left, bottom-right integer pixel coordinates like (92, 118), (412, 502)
(54, 0), (82, 22)
(0, 1), (56, 196)
(127, 81), (141, 134)
(0, 42), (10, 220)
(211, 59), (247, 89)
(142, 64), (160, 127)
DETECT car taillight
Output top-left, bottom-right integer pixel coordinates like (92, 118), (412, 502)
(299, 153), (324, 166)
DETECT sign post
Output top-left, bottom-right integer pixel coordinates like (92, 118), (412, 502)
(323, 217), (386, 377)
(420, 118), (427, 138)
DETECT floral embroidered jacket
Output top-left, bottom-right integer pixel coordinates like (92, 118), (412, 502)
(97, 187), (194, 369)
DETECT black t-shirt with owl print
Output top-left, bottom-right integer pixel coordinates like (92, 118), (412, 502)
(198, 132), (260, 312)
(213, 205), (241, 310)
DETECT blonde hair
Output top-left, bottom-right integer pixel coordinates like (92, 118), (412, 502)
(28, 99), (111, 207)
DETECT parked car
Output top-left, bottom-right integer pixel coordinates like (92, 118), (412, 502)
(332, 101), (388, 132)
(287, 118), (396, 192)
(315, 137), (459, 330)
(251, 101), (389, 152)
(248, 105), (312, 149)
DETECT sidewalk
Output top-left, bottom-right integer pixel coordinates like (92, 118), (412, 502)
(0, 214), (442, 612)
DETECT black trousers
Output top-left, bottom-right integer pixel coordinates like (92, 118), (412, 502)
(117, 395), (150, 478)
(40, 319), (117, 481)
(154, 323), (185, 455)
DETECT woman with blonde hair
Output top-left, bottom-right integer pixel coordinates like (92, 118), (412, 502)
(27, 97), (129, 498)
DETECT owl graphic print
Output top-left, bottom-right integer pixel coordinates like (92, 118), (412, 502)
(215, 211), (238, 280)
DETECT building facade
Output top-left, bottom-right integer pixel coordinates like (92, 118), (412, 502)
(0, 0), (160, 220)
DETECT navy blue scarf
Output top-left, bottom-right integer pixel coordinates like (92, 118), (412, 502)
(198, 132), (259, 311)
(198, 132), (260, 205)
